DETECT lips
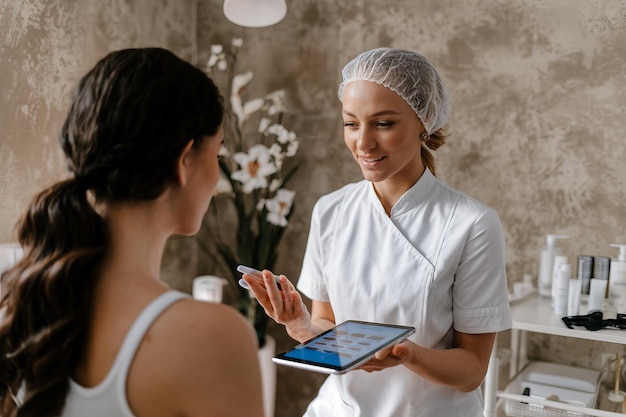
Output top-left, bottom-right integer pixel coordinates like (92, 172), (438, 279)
(361, 156), (386, 163)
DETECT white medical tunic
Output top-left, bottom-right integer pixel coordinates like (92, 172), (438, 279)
(297, 168), (512, 417)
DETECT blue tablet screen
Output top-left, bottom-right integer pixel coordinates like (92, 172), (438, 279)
(281, 321), (414, 369)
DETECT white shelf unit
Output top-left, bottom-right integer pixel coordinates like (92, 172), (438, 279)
(483, 296), (626, 417)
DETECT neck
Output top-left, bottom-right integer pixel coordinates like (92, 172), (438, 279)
(373, 165), (426, 215)
(99, 200), (170, 286)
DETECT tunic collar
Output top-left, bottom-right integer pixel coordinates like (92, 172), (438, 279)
(368, 167), (437, 218)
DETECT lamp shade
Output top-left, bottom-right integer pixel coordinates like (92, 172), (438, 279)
(223, 0), (287, 28)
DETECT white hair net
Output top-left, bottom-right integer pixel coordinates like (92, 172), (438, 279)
(338, 48), (451, 134)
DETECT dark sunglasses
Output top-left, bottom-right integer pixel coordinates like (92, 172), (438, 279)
(562, 311), (626, 331)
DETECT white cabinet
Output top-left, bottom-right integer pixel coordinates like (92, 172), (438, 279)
(484, 296), (626, 417)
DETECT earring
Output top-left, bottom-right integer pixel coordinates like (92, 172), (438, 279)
(419, 131), (428, 141)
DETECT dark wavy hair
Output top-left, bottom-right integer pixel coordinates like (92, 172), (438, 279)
(0, 48), (224, 416)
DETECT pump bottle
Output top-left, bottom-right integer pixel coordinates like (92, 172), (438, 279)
(537, 234), (569, 298)
(608, 243), (626, 314)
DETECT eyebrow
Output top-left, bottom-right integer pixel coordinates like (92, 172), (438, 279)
(342, 109), (403, 118)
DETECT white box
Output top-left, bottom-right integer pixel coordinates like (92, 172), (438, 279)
(504, 361), (600, 416)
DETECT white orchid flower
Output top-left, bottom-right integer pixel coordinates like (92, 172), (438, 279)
(258, 117), (271, 133)
(269, 178), (283, 193)
(232, 71), (254, 96)
(268, 124), (287, 142)
(286, 140), (299, 157)
(268, 143), (284, 170)
(265, 188), (296, 227)
(231, 144), (278, 193)
(231, 38), (243, 48)
(242, 98), (264, 120)
(214, 175), (233, 195)
(271, 124), (295, 145)
(268, 143), (282, 157)
(264, 90), (285, 115)
(265, 89), (285, 103)
(231, 71), (265, 128)
(207, 44), (228, 71)
(207, 54), (219, 68)
(217, 143), (230, 158)
(230, 72), (253, 126)
(267, 124), (297, 152)
(219, 144), (230, 157)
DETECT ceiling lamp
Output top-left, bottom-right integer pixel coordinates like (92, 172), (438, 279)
(223, 0), (287, 28)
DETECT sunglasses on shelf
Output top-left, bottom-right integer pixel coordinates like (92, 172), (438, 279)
(562, 311), (626, 331)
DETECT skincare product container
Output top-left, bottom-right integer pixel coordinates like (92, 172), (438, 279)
(593, 256), (611, 280)
(577, 255), (594, 295)
(537, 234), (569, 298)
(554, 262), (571, 315)
(588, 278), (608, 313)
(551, 255), (569, 306)
(608, 244), (626, 315)
(510, 273), (535, 304)
(593, 256), (611, 297)
(514, 273), (534, 295)
(567, 278), (582, 316)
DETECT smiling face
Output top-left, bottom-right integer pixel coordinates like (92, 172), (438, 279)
(342, 80), (426, 199)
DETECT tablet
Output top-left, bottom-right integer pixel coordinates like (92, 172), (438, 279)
(272, 320), (416, 375)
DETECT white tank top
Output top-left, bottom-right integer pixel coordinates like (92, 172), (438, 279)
(61, 291), (189, 417)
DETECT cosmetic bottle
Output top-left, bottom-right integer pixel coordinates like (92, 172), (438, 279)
(537, 234), (569, 298)
(589, 278), (608, 313)
(554, 262), (571, 315)
(608, 244), (626, 315)
(594, 256), (611, 279)
(510, 273), (535, 304)
(551, 255), (569, 307)
(567, 278), (582, 316)
(513, 273), (534, 295)
(593, 255), (611, 298)
(577, 255), (594, 295)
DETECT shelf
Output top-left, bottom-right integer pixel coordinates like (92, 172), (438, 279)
(484, 295), (626, 417)
(496, 392), (625, 417)
(509, 296), (626, 344)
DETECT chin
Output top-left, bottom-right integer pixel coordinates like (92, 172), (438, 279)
(177, 220), (203, 237)
(360, 170), (386, 183)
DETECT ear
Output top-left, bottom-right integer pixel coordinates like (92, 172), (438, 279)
(176, 139), (196, 187)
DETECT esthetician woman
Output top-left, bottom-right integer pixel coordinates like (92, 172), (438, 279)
(242, 47), (512, 416)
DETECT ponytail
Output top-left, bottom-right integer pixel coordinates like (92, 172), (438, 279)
(421, 128), (448, 177)
(0, 46), (224, 416)
(0, 178), (106, 416)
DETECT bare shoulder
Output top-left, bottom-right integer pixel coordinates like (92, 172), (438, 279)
(159, 298), (260, 369)
(128, 299), (264, 417)
(168, 299), (258, 346)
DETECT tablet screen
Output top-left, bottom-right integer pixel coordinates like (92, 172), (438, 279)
(273, 320), (415, 374)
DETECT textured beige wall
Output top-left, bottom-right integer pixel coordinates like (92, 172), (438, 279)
(2, 0), (626, 414)
(196, 0), (626, 284)
(0, 0), (199, 287)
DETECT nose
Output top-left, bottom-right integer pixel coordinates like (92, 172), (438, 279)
(355, 126), (376, 151)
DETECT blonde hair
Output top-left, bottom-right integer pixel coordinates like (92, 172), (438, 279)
(421, 128), (447, 177)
